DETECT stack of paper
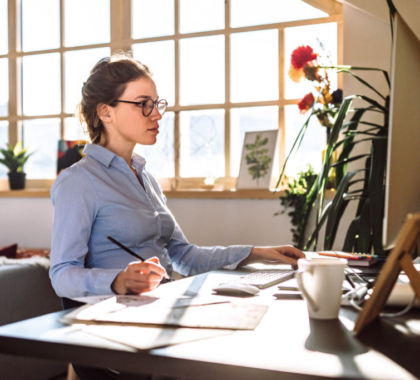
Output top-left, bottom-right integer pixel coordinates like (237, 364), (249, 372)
(61, 295), (268, 350)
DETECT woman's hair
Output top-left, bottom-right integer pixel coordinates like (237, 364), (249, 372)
(76, 51), (152, 145)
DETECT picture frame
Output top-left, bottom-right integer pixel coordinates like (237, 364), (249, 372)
(236, 130), (279, 190)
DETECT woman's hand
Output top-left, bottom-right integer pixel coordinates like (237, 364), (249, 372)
(111, 257), (167, 295)
(239, 246), (305, 270)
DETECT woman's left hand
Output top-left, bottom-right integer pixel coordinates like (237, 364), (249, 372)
(239, 246), (305, 270)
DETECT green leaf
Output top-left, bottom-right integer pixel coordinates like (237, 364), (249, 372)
(337, 69), (386, 100)
(358, 95), (388, 112)
(309, 96), (355, 247)
(320, 65), (390, 88)
(331, 154), (371, 168)
(324, 170), (360, 250)
(335, 109), (367, 186)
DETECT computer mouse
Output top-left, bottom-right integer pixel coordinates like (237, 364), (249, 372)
(212, 283), (260, 297)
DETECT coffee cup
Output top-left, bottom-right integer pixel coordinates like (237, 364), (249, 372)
(296, 258), (347, 320)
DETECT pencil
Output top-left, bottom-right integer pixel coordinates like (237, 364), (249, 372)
(107, 235), (171, 280)
(317, 251), (361, 260)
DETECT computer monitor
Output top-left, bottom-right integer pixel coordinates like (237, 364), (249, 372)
(383, 13), (420, 249)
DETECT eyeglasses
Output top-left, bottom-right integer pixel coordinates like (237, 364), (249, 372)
(114, 99), (168, 117)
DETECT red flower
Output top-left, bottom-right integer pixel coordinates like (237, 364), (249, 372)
(291, 46), (317, 69)
(298, 93), (315, 114)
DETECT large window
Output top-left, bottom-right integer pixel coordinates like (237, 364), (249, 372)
(0, 0), (342, 189)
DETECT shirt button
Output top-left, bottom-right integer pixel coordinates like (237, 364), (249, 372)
(154, 211), (158, 216)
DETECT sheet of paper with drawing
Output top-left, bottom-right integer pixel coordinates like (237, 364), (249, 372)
(61, 296), (268, 330)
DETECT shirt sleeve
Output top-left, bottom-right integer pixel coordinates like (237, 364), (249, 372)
(49, 167), (121, 298)
(167, 224), (253, 276)
(146, 173), (253, 277)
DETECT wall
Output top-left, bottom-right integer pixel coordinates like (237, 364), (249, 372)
(0, 197), (295, 249)
(0, 2), (395, 253)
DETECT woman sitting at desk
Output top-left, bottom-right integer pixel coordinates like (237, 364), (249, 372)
(49, 51), (304, 300)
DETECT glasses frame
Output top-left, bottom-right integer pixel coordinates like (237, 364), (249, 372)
(114, 99), (168, 117)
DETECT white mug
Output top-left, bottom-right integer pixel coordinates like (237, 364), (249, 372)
(296, 258), (347, 320)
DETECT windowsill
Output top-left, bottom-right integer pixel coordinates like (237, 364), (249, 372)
(0, 188), (337, 200)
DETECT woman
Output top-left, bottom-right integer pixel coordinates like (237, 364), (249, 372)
(50, 51), (305, 380)
(50, 52), (304, 300)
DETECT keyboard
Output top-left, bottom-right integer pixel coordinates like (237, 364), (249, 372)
(221, 270), (296, 289)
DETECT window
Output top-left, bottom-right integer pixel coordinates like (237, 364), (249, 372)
(0, 0), (342, 188)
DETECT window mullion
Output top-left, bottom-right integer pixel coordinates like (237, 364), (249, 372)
(278, 28), (286, 177)
(59, 0), (65, 138)
(224, 0), (230, 179)
(174, 0), (180, 182)
(7, 0), (19, 147)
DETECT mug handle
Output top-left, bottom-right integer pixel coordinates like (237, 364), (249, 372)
(296, 269), (319, 312)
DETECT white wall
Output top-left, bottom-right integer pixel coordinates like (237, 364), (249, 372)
(0, 2), (396, 253)
(0, 197), (294, 249)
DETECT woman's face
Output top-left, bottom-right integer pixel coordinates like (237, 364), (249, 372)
(105, 76), (163, 146)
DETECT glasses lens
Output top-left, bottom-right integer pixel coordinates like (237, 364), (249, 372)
(157, 100), (167, 115)
(143, 99), (154, 117)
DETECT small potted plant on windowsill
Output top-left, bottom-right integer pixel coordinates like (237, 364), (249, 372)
(0, 142), (33, 190)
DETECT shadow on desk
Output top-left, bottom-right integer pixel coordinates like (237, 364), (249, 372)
(357, 316), (420, 378)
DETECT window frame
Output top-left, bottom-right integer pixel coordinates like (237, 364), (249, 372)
(0, 0), (343, 192)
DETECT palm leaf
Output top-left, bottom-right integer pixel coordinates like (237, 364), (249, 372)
(324, 170), (360, 249)
(337, 69), (386, 100)
(331, 154), (371, 168)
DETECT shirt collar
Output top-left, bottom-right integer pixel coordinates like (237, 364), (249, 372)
(83, 144), (118, 167)
(83, 144), (147, 168)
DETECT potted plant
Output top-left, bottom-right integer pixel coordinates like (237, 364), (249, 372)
(0, 142), (33, 190)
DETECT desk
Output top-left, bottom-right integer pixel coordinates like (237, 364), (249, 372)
(0, 269), (419, 380)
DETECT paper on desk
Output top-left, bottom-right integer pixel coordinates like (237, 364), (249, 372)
(72, 294), (232, 308)
(82, 325), (233, 350)
(62, 298), (268, 330)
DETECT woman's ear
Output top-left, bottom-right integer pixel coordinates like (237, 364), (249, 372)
(97, 103), (112, 123)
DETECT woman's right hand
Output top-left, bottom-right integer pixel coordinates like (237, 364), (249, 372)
(111, 257), (167, 295)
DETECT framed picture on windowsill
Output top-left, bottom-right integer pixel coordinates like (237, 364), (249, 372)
(236, 130), (279, 190)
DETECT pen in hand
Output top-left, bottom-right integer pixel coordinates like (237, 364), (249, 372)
(107, 235), (171, 280)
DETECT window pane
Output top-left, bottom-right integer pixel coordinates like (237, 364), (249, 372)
(65, 48), (110, 113)
(0, 121), (8, 178)
(65, 0), (110, 47)
(230, 106), (278, 177)
(231, 30), (278, 103)
(0, 0), (7, 54)
(180, 0), (224, 34)
(231, 0), (328, 28)
(132, 0), (174, 39)
(64, 117), (87, 141)
(180, 109), (224, 178)
(285, 105), (326, 176)
(22, 0), (60, 52)
(0, 58), (8, 116)
(134, 112), (174, 178)
(23, 118), (60, 179)
(285, 23), (338, 100)
(23, 53), (61, 116)
(133, 41), (175, 107)
(180, 35), (224, 105)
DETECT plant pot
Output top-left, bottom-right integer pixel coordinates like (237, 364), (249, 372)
(8, 172), (26, 190)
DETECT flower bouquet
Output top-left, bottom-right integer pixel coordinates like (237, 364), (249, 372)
(288, 45), (343, 142)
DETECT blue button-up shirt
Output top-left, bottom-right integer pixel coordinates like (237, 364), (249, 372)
(49, 144), (252, 298)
